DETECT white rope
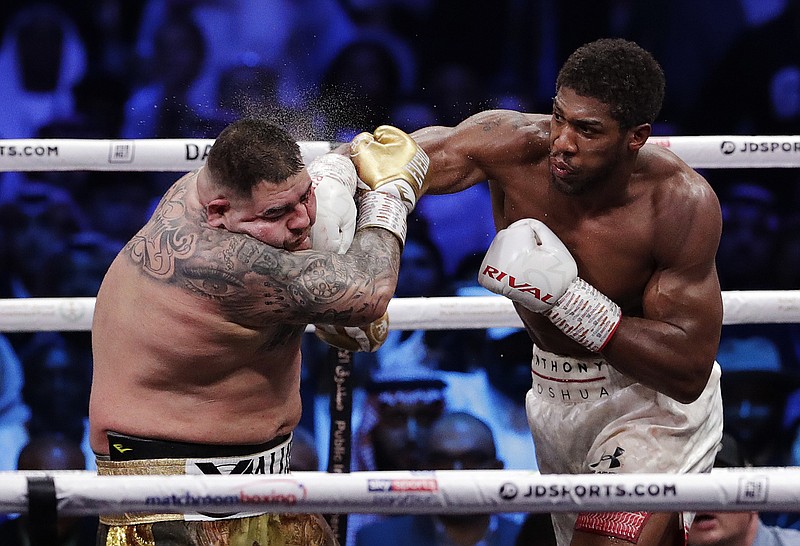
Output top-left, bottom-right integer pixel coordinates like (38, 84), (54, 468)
(647, 136), (800, 168)
(0, 291), (797, 333)
(0, 139), (334, 172)
(1, 136), (800, 171)
(0, 469), (798, 516)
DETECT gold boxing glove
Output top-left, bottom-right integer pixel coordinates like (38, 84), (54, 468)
(314, 312), (389, 353)
(350, 125), (429, 213)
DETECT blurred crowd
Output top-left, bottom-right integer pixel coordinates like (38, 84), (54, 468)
(0, 0), (800, 541)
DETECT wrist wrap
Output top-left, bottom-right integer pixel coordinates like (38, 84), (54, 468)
(545, 277), (621, 352)
(356, 191), (407, 247)
(307, 153), (357, 196)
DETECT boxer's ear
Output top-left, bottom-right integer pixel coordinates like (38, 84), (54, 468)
(205, 198), (230, 228)
(628, 123), (651, 151)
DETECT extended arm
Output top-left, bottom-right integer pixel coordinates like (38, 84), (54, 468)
(412, 109), (549, 195)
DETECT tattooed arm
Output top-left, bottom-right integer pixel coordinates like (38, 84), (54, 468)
(411, 110), (551, 195)
(126, 174), (400, 329)
(178, 226), (400, 329)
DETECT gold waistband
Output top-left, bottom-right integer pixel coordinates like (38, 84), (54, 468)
(97, 457), (191, 476)
(96, 458), (186, 525)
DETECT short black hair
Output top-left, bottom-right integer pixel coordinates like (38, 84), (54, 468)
(556, 38), (665, 129)
(206, 118), (303, 196)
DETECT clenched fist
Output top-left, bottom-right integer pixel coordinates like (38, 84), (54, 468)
(350, 125), (429, 213)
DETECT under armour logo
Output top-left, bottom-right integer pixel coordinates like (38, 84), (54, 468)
(589, 446), (625, 470)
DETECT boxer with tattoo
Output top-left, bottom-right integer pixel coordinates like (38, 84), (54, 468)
(90, 118), (427, 545)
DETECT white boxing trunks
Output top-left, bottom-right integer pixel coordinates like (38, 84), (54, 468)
(525, 345), (723, 545)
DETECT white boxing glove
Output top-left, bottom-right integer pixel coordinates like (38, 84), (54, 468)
(479, 218), (621, 352)
(308, 153), (358, 254)
(307, 153), (389, 352)
(478, 218), (577, 311)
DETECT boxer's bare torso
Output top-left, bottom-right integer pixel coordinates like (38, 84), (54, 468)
(90, 172), (308, 453)
(90, 167), (398, 454)
(414, 100), (722, 404)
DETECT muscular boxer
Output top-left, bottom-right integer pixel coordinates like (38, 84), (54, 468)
(413, 38), (723, 546)
(89, 119), (428, 545)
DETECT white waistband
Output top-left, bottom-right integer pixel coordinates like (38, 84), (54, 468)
(185, 434), (293, 476)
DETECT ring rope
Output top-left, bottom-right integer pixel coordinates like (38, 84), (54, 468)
(0, 469), (798, 516)
(2, 139), (798, 525)
(1, 136), (800, 171)
(0, 139), (333, 172)
(0, 292), (797, 333)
